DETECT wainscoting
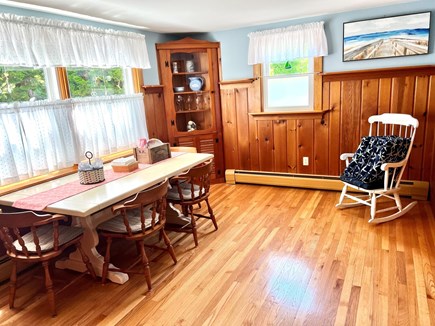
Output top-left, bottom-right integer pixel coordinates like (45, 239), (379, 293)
(219, 66), (435, 207)
(142, 85), (169, 142)
(142, 65), (435, 208)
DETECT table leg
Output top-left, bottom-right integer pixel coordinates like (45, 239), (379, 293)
(55, 208), (129, 284)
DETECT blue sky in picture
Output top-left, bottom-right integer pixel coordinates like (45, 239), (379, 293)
(344, 28), (429, 43)
(344, 12), (430, 37)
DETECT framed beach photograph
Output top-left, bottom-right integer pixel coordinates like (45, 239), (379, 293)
(343, 12), (431, 62)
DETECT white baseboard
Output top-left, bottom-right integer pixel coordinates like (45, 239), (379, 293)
(225, 169), (429, 201)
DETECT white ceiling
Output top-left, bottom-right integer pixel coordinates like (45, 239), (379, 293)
(1, 0), (422, 33)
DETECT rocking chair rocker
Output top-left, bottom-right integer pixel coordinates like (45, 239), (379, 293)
(336, 113), (419, 224)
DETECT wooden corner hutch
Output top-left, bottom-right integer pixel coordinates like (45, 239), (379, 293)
(156, 38), (224, 181)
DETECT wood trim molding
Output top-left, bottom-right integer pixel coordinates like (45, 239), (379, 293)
(220, 78), (258, 86)
(313, 57), (323, 111)
(156, 37), (220, 50)
(249, 110), (327, 120)
(322, 65), (435, 82)
(132, 68), (144, 93)
(141, 85), (164, 94)
(55, 67), (70, 99)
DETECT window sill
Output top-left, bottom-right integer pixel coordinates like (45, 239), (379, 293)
(0, 149), (134, 197)
(249, 110), (325, 120)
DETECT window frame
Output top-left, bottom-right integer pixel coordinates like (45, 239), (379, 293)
(256, 57), (323, 113)
(263, 72), (314, 112)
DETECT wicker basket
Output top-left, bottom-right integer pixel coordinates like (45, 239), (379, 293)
(78, 168), (105, 185)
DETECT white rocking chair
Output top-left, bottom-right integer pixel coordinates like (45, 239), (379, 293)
(336, 113), (419, 224)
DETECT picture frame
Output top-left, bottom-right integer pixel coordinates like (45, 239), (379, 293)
(343, 12), (431, 62)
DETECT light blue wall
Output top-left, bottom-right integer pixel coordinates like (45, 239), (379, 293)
(0, 4), (171, 85)
(200, 0), (435, 80)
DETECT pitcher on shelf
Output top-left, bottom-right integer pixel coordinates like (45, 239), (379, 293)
(188, 76), (204, 91)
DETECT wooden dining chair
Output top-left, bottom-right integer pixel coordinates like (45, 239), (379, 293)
(169, 145), (202, 208)
(166, 159), (218, 246)
(0, 210), (96, 317)
(96, 179), (177, 289)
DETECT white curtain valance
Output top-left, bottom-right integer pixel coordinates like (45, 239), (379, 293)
(248, 21), (328, 65)
(0, 13), (150, 69)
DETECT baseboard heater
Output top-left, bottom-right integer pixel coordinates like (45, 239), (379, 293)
(225, 169), (429, 201)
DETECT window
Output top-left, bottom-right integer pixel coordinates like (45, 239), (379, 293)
(0, 67), (146, 187)
(0, 66), (48, 102)
(67, 67), (127, 97)
(263, 57), (314, 112)
(0, 13), (150, 187)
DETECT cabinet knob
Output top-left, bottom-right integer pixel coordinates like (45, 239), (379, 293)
(171, 120), (175, 126)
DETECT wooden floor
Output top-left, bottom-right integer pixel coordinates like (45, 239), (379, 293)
(1, 183), (435, 325)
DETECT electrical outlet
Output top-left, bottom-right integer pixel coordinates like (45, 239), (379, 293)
(303, 157), (309, 166)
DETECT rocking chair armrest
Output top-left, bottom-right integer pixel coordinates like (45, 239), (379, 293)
(340, 153), (354, 167)
(380, 160), (406, 171)
(339, 153), (354, 160)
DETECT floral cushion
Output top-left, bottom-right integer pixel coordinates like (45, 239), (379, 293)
(340, 136), (411, 190)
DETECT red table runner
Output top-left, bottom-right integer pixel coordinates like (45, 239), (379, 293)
(12, 152), (186, 211)
(12, 164), (150, 211)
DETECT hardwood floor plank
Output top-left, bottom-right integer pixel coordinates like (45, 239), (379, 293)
(0, 183), (434, 325)
(413, 247), (432, 326)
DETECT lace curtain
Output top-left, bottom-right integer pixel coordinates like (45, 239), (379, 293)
(72, 95), (148, 156)
(0, 13), (150, 68)
(248, 21), (328, 64)
(0, 94), (148, 186)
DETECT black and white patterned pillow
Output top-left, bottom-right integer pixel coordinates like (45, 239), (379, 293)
(340, 136), (411, 189)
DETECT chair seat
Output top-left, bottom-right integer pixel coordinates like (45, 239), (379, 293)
(1, 210), (96, 316)
(97, 206), (160, 234)
(167, 182), (201, 200)
(13, 225), (84, 253)
(340, 135), (410, 190)
(97, 179), (176, 289)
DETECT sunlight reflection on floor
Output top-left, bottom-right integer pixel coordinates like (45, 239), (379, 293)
(266, 254), (314, 313)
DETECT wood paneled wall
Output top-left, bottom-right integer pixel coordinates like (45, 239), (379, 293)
(142, 85), (169, 142)
(220, 66), (435, 201)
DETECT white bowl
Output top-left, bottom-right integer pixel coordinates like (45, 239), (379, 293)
(174, 86), (185, 92)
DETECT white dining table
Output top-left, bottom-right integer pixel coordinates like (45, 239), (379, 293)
(0, 152), (213, 284)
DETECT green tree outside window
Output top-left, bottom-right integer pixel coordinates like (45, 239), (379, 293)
(0, 67), (47, 102)
(269, 58), (309, 76)
(67, 67), (124, 97)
